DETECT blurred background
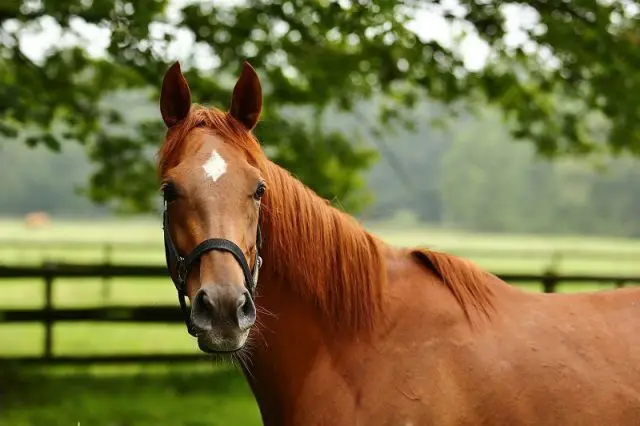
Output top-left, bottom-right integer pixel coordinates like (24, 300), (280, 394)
(1, 0), (639, 424)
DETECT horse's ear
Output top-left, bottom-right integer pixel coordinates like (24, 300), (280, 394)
(229, 62), (262, 130)
(160, 61), (192, 128)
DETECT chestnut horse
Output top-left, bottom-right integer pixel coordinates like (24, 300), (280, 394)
(157, 61), (640, 425)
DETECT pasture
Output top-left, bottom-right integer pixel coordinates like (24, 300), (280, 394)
(1, 217), (640, 425)
(2, 217), (640, 357)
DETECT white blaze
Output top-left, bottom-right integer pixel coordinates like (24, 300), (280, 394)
(202, 150), (227, 182)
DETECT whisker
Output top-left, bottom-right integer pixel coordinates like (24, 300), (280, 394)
(252, 323), (270, 349)
(238, 345), (255, 371)
(256, 305), (278, 320)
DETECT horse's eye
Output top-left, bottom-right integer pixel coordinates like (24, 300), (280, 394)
(253, 182), (266, 201)
(162, 181), (178, 202)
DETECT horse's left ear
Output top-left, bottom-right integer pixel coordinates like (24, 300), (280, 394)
(229, 62), (262, 130)
(160, 61), (192, 128)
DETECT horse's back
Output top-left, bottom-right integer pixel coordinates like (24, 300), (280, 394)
(357, 274), (640, 425)
(422, 287), (640, 425)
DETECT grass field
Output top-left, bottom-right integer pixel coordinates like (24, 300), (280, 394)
(1, 217), (639, 425)
(0, 363), (261, 426)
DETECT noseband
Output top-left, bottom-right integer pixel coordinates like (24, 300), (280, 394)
(162, 201), (263, 336)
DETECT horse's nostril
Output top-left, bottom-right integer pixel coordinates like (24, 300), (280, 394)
(236, 291), (256, 330)
(240, 295), (251, 316)
(236, 293), (247, 309)
(200, 290), (214, 311)
(191, 286), (255, 332)
(191, 288), (215, 332)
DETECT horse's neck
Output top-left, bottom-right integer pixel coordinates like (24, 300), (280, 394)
(243, 271), (332, 424)
(257, 161), (385, 330)
(244, 165), (382, 422)
(242, 248), (487, 423)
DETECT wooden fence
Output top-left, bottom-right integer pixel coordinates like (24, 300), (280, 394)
(2, 238), (640, 266)
(1, 262), (639, 365)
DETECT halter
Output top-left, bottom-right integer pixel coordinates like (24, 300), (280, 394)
(162, 201), (263, 337)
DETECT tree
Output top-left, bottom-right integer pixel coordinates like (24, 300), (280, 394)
(439, 108), (640, 237)
(1, 0), (638, 213)
(0, 135), (109, 216)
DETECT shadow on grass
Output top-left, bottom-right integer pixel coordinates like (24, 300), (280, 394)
(0, 362), (261, 426)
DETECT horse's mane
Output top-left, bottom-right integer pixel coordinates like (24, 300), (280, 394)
(158, 106), (386, 332)
(410, 248), (495, 322)
(260, 162), (386, 332)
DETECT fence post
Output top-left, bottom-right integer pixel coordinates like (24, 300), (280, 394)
(542, 272), (557, 293)
(43, 262), (54, 360)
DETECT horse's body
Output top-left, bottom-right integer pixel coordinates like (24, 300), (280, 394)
(241, 179), (640, 426)
(157, 62), (640, 425)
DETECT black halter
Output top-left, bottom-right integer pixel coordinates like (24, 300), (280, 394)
(162, 201), (263, 337)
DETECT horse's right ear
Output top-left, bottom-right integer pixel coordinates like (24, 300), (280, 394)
(160, 61), (192, 128)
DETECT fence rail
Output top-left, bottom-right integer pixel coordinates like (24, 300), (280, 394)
(3, 238), (640, 263)
(1, 262), (639, 365)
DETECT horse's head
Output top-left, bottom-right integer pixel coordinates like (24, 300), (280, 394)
(158, 61), (265, 354)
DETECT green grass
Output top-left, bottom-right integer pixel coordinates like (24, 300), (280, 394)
(1, 217), (640, 424)
(0, 217), (163, 242)
(0, 363), (262, 426)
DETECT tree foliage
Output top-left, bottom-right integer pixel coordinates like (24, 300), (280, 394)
(5, 102), (640, 238)
(0, 0), (638, 212)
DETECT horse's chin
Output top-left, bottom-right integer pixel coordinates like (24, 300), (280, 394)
(197, 330), (249, 354)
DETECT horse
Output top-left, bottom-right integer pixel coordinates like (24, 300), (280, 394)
(156, 61), (640, 425)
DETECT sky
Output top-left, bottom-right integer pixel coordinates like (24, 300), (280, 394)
(6, 0), (545, 71)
